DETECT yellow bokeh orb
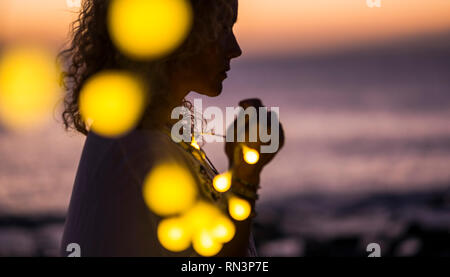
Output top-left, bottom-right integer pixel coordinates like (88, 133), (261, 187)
(190, 135), (200, 151)
(211, 215), (235, 243)
(213, 171), (232, 193)
(242, 145), (260, 165)
(143, 163), (198, 216)
(182, 201), (221, 232)
(228, 196), (252, 221)
(157, 217), (192, 252)
(0, 46), (60, 130)
(107, 0), (193, 60)
(192, 229), (223, 257)
(79, 71), (145, 137)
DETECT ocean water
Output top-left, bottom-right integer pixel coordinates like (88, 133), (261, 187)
(1, 43), (450, 256)
(196, 47), (450, 201)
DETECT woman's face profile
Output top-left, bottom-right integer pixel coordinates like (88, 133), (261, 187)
(180, 0), (242, 97)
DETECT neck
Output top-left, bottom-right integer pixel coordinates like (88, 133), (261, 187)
(140, 82), (190, 130)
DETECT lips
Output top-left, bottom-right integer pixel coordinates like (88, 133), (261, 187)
(219, 72), (228, 80)
(219, 66), (230, 79)
(223, 63), (231, 72)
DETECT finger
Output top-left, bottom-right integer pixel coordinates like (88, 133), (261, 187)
(239, 98), (263, 110)
(267, 111), (285, 150)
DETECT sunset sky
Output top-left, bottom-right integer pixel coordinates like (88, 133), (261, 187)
(1, 0), (450, 56)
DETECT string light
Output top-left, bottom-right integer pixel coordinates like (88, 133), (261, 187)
(242, 145), (260, 165)
(143, 163), (197, 216)
(79, 71), (145, 137)
(210, 214), (235, 243)
(190, 135), (200, 150)
(107, 0), (192, 59)
(157, 217), (191, 252)
(0, 46), (60, 130)
(228, 196), (252, 221)
(182, 201), (225, 256)
(213, 171), (232, 192)
(144, 130), (261, 255)
(182, 201), (220, 231)
(192, 229), (223, 257)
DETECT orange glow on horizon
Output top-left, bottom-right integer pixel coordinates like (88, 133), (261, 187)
(235, 0), (450, 55)
(1, 0), (450, 55)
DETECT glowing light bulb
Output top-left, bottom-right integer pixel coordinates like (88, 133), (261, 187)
(192, 229), (223, 257)
(182, 201), (221, 232)
(182, 201), (235, 256)
(242, 145), (259, 165)
(213, 171), (232, 192)
(191, 135), (200, 150)
(79, 71), (145, 137)
(228, 196), (252, 221)
(211, 215), (235, 243)
(143, 163), (197, 216)
(0, 46), (61, 130)
(107, 0), (193, 60)
(157, 217), (191, 252)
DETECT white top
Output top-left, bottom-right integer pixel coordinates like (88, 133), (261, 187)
(60, 128), (257, 257)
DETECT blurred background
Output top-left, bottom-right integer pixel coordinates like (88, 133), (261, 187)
(0, 0), (449, 256)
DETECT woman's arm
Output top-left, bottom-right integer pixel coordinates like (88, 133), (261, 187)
(217, 98), (285, 257)
(217, 175), (259, 257)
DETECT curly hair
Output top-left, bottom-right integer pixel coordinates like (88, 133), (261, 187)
(59, 0), (235, 135)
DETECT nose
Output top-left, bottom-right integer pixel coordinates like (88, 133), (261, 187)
(227, 33), (242, 59)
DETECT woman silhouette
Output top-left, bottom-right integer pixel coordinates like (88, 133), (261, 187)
(59, 0), (284, 256)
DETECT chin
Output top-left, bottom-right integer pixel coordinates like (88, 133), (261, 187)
(196, 82), (223, 97)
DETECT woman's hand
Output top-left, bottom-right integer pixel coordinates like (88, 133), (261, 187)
(225, 98), (285, 185)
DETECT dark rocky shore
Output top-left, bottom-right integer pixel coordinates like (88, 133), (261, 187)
(254, 187), (450, 257)
(1, 188), (449, 257)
